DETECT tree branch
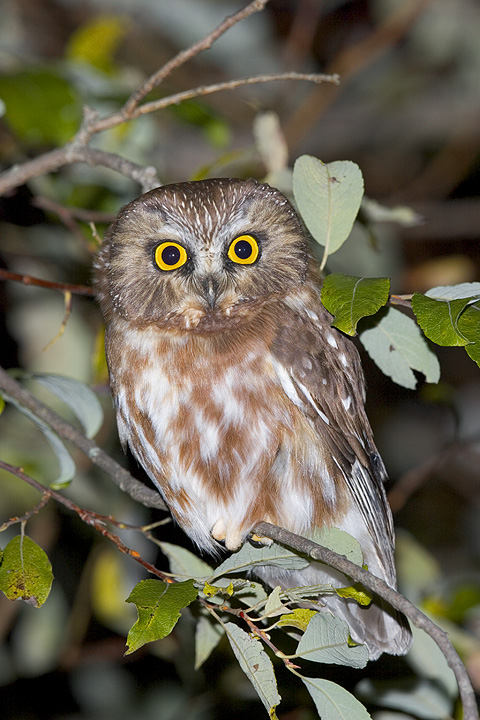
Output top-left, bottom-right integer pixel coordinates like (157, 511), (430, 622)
(0, 365), (166, 511)
(253, 521), (478, 720)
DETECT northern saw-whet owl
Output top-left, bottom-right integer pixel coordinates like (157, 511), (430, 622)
(95, 178), (412, 660)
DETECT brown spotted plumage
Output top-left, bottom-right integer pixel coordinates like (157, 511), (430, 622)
(95, 178), (412, 659)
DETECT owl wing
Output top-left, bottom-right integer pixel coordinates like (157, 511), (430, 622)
(270, 295), (395, 578)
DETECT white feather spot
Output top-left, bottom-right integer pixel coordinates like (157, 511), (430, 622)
(342, 395), (352, 411)
(327, 333), (338, 349)
(339, 352), (348, 367)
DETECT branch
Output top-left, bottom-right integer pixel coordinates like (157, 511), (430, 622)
(0, 365), (166, 511)
(0, 268), (93, 296)
(0, 460), (169, 580)
(253, 521), (478, 720)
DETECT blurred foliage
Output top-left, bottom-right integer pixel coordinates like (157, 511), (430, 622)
(1, 0), (480, 718)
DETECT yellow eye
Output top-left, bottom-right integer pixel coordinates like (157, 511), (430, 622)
(227, 235), (259, 265)
(154, 242), (188, 271)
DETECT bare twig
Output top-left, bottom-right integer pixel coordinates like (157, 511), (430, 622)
(0, 365), (166, 511)
(0, 268), (93, 296)
(253, 521), (478, 720)
(0, 460), (169, 580)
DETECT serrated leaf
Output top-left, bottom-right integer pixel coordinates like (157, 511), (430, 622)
(310, 527), (364, 567)
(125, 578), (197, 654)
(356, 678), (453, 720)
(302, 676), (372, 720)
(32, 374), (103, 439)
(195, 612), (225, 669)
(359, 307), (441, 389)
(293, 155), (364, 268)
(1, 390), (76, 487)
(321, 274), (390, 336)
(210, 541), (309, 582)
(411, 293), (476, 347)
(224, 622), (281, 717)
(277, 608), (317, 632)
(0, 535), (53, 607)
(296, 613), (369, 668)
(158, 541), (213, 579)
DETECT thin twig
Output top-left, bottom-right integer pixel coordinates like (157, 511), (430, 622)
(0, 460), (169, 580)
(0, 365), (166, 510)
(121, 0), (270, 115)
(0, 268), (93, 296)
(253, 521), (478, 720)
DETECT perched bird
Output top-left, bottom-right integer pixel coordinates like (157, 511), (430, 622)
(95, 178), (412, 659)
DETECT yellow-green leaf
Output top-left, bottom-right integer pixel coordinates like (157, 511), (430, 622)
(277, 608), (317, 632)
(0, 535), (53, 607)
(125, 578), (197, 654)
(66, 16), (128, 72)
(336, 584), (372, 607)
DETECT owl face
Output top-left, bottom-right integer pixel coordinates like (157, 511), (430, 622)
(96, 179), (310, 331)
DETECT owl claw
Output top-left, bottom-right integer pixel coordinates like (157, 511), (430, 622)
(249, 533), (273, 548)
(211, 519), (244, 551)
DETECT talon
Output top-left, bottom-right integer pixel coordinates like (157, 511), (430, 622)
(249, 533), (273, 548)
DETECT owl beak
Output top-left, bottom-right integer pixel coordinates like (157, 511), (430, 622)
(203, 276), (219, 310)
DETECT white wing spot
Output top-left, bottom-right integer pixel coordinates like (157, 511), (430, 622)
(327, 334), (338, 349)
(339, 352), (348, 367)
(342, 395), (352, 411)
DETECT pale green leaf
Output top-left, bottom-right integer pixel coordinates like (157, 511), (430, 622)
(125, 578), (197, 654)
(356, 678), (453, 720)
(253, 111), (288, 174)
(321, 273), (390, 336)
(194, 612), (225, 670)
(361, 197), (421, 227)
(225, 622), (281, 717)
(293, 155), (364, 267)
(2, 390), (76, 487)
(209, 541), (309, 582)
(235, 581), (269, 608)
(0, 535), (53, 607)
(32, 374), (103, 439)
(264, 586), (291, 617)
(310, 527), (364, 567)
(425, 282), (480, 300)
(302, 676), (372, 720)
(407, 624), (457, 699)
(359, 307), (441, 389)
(296, 613), (369, 669)
(158, 541), (213, 580)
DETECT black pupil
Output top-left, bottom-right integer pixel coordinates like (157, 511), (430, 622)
(162, 245), (181, 266)
(235, 239), (253, 259)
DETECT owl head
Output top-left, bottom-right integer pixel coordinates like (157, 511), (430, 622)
(95, 178), (310, 331)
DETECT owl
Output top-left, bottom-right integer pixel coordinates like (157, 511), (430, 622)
(95, 178), (412, 660)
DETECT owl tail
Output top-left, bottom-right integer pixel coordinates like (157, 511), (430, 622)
(255, 558), (412, 661)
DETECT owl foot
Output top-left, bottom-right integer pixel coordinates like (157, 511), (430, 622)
(211, 519), (243, 551)
(248, 533), (273, 548)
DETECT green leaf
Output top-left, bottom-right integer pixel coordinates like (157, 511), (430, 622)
(125, 578), (197, 654)
(356, 678), (453, 720)
(302, 676), (372, 720)
(158, 541), (213, 579)
(277, 608), (317, 632)
(32, 374), (103, 439)
(224, 622), (281, 718)
(293, 155), (364, 267)
(336, 584), (372, 606)
(0, 68), (81, 145)
(194, 612), (225, 670)
(321, 274), (390, 336)
(66, 15), (128, 72)
(0, 535), (53, 607)
(411, 293), (475, 347)
(458, 301), (480, 367)
(264, 586), (291, 617)
(296, 613), (369, 669)
(209, 541), (309, 582)
(359, 307), (441, 389)
(310, 527), (364, 568)
(1, 390), (76, 487)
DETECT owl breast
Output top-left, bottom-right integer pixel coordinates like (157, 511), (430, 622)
(107, 305), (348, 553)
